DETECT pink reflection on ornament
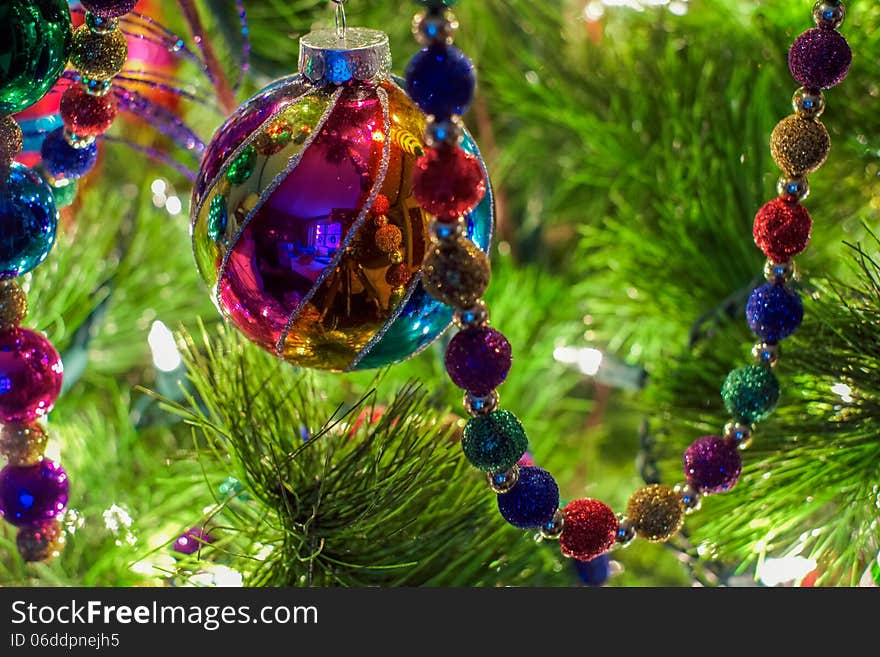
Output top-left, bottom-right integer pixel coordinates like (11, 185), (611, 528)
(0, 328), (63, 424)
(219, 86), (385, 349)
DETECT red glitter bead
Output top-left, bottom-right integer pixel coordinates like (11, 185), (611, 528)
(60, 85), (118, 138)
(370, 194), (391, 217)
(559, 498), (618, 562)
(385, 263), (411, 287)
(753, 197), (813, 262)
(413, 146), (486, 221)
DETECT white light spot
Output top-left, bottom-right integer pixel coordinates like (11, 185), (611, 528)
(553, 346), (604, 376)
(757, 556), (816, 587)
(148, 321), (182, 372)
(165, 196), (182, 216)
(831, 382), (853, 403)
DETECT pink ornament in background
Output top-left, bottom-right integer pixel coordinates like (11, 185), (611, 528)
(0, 328), (64, 424)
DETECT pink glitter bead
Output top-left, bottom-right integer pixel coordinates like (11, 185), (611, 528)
(0, 328), (63, 424)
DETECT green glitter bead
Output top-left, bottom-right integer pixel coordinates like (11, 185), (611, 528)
(207, 195), (228, 242)
(721, 364), (780, 424)
(0, 0), (72, 115)
(461, 409), (528, 472)
(226, 146), (256, 185)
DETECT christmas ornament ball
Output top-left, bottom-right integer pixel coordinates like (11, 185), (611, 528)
(0, 0), (72, 115)
(0, 458), (68, 527)
(626, 484), (685, 542)
(192, 30), (493, 372)
(559, 498), (618, 562)
(0, 163), (58, 279)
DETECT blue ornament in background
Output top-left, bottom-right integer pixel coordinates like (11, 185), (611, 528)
(405, 44), (475, 120)
(574, 553), (612, 587)
(746, 283), (804, 344)
(0, 163), (59, 278)
(497, 466), (559, 529)
(40, 127), (98, 180)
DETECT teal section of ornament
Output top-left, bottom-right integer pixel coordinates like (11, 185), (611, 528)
(0, 0), (72, 115)
(461, 409), (529, 472)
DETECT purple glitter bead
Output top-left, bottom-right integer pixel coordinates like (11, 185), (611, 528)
(0, 459), (68, 527)
(788, 28), (852, 90)
(683, 435), (742, 495)
(444, 326), (512, 396)
(80, 0), (138, 19)
(173, 526), (215, 556)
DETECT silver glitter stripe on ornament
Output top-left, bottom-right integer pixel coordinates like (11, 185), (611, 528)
(212, 86), (344, 302)
(274, 85), (393, 357)
(299, 28), (392, 86)
(190, 80), (315, 226)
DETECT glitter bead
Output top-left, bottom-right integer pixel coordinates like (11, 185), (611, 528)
(207, 194), (228, 243)
(60, 83), (118, 137)
(375, 224), (403, 253)
(81, 0), (138, 19)
(445, 326), (512, 396)
(0, 423), (48, 466)
(626, 484), (684, 543)
(770, 115), (830, 176)
(422, 237), (490, 308)
(0, 459), (68, 527)
(226, 145), (256, 185)
(413, 146), (486, 220)
(0, 281), (28, 329)
(746, 283), (804, 344)
(0, 0), (72, 115)
(50, 179), (78, 209)
(559, 498), (618, 562)
(0, 328), (64, 424)
(721, 364), (780, 424)
(69, 25), (129, 81)
(385, 263), (411, 288)
(788, 27), (851, 90)
(753, 197), (812, 262)
(173, 526), (215, 556)
(496, 466), (559, 530)
(461, 409), (528, 472)
(16, 519), (65, 562)
(0, 163), (58, 278)
(405, 44), (475, 120)
(0, 116), (24, 166)
(574, 553), (612, 587)
(41, 128), (98, 180)
(683, 435), (742, 494)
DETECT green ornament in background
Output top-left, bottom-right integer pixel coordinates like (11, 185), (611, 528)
(0, 0), (72, 115)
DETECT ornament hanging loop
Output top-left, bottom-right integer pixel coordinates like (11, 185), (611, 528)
(332, 0), (348, 40)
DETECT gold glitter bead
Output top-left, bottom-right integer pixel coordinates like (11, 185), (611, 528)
(375, 224), (403, 254)
(17, 520), (65, 563)
(626, 484), (685, 542)
(0, 423), (48, 466)
(0, 116), (24, 166)
(770, 115), (830, 176)
(69, 25), (128, 81)
(422, 237), (490, 308)
(0, 280), (28, 329)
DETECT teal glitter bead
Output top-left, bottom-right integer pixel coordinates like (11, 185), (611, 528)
(49, 179), (77, 209)
(207, 195), (228, 242)
(721, 364), (780, 424)
(0, 0), (72, 115)
(461, 409), (528, 472)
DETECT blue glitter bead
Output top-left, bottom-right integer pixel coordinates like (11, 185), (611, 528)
(405, 44), (475, 120)
(40, 128), (98, 180)
(573, 553), (612, 587)
(497, 466), (559, 529)
(0, 163), (58, 279)
(746, 283), (803, 344)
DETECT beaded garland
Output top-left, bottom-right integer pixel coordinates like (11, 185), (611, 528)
(403, 0), (852, 575)
(0, 0), (135, 562)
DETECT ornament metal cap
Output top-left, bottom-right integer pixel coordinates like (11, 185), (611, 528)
(299, 28), (392, 86)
